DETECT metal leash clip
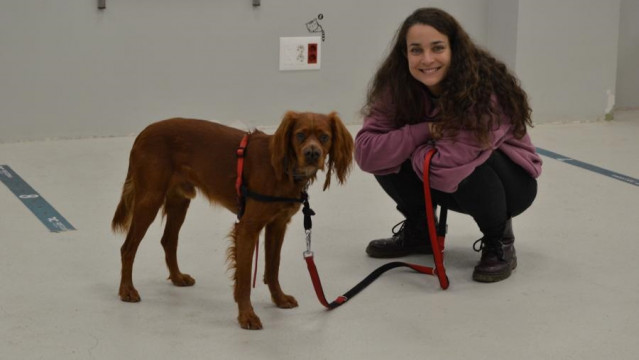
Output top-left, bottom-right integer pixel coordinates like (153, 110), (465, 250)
(303, 229), (313, 258)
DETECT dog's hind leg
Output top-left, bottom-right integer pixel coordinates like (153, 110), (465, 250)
(264, 218), (298, 309)
(119, 181), (167, 302)
(161, 183), (196, 287)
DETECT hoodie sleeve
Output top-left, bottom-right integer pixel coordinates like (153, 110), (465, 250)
(355, 103), (432, 175)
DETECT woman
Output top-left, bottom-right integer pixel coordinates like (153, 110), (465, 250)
(355, 7), (542, 282)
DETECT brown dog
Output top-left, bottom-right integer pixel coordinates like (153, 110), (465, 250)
(111, 111), (353, 329)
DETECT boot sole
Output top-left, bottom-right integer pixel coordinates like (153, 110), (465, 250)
(472, 258), (518, 283)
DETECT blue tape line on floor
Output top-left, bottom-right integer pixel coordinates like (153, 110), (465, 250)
(536, 147), (639, 187)
(0, 165), (76, 232)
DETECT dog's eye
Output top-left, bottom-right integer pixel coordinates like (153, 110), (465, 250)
(319, 134), (330, 143)
(296, 132), (306, 142)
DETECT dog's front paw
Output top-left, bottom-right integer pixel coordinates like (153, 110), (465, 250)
(169, 273), (196, 287)
(273, 294), (298, 309)
(238, 310), (263, 330)
(119, 286), (141, 302)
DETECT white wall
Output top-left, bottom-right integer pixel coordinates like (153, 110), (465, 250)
(515, 0), (621, 123)
(0, 0), (634, 142)
(616, 0), (639, 109)
(486, 0), (519, 71)
(0, 0), (488, 142)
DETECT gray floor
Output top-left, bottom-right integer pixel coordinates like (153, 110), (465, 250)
(1, 110), (638, 360)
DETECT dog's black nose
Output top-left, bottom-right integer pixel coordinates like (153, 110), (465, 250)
(304, 147), (321, 163)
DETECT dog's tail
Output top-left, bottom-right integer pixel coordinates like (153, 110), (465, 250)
(112, 167), (135, 233)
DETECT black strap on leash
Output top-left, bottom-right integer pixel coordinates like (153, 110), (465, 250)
(306, 256), (437, 309)
(304, 239), (437, 309)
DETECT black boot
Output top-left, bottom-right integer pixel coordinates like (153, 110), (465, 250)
(472, 219), (517, 283)
(366, 220), (432, 258)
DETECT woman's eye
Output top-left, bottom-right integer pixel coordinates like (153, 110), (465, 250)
(432, 45), (445, 53)
(410, 47), (422, 54)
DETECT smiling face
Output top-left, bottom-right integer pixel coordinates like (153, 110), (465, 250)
(406, 24), (451, 96)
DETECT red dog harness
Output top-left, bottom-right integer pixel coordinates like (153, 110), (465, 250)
(235, 135), (249, 201)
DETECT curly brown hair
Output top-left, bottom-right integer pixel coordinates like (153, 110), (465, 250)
(362, 7), (532, 146)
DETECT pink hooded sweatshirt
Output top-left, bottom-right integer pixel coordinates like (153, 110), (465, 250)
(355, 92), (542, 193)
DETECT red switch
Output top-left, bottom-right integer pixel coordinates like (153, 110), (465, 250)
(308, 43), (318, 64)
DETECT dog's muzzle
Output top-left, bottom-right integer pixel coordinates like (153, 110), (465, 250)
(303, 146), (322, 165)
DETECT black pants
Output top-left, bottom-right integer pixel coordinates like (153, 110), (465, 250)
(374, 150), (537, 241)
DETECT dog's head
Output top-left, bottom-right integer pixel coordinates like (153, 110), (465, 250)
(270, 111), (353, 190)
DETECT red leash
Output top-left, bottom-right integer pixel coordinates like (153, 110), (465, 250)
(423, 149), (449, 288)
(304, 148), (448, 309)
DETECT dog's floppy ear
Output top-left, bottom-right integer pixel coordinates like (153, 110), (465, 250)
(270, 111), (298, 182)
(323, 112), (354, 190)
